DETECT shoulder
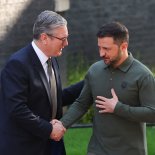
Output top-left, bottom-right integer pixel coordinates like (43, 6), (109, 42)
(2, 44), (35, 73)
(88, 60), (105, 73)
(130, 59), (154, 84)
(132, 59), (153, 76)
(90, 60), (104, 69)
(9, 44), (33, 62)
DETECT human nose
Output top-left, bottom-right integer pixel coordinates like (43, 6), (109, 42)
(99, 48), (106, 57)
(63, 39), (68, 47)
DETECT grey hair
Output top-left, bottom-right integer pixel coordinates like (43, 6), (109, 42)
(33, 10), (67, 39)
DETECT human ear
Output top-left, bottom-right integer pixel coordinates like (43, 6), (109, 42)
(120, 42), (128, 51)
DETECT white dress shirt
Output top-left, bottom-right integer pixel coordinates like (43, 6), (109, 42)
(31, 41), (49, 81)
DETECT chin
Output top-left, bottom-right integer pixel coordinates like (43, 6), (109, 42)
(103, 60), (110, 65)
(56, 51), (62, 57)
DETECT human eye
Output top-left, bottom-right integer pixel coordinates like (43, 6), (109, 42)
(103, 47), (110, 52)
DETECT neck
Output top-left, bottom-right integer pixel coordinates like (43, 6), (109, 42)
(33, 40), (49, 57)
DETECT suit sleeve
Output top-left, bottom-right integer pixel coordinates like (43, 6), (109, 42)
(1, 59), (52, 140)
(62, 80), (84, 106)
(114, 74), (155, 123)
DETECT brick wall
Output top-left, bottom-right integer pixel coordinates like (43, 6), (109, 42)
(0, 0), (55, 74)
(0, 0), (30, 65)
(0, 0), (55, 59)
(66, 0), (155, 68)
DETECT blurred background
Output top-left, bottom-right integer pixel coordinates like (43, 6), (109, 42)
(0, 1), (155, 154)
(1, 0), (155, 86)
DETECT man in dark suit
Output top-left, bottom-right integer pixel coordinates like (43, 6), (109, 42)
(0, 10), (83, 155)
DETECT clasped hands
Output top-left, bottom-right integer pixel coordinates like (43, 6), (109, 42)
(50, 89), (118, 141)
(50, 119), (66, 141)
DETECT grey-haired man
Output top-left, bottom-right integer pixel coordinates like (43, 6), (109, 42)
(0, 10), (83, 155)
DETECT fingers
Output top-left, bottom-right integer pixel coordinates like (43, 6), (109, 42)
(51, 119), (62, 125)
(96, 89), (117, 101)
(96, 100), (105, 108)
(96, 96), (106, 102)
(96, 101), (106, 113)
(98, 109), (108, 113)
(111, 88), (118, 100)
(50, 119), (66, 141)
(95, 88), (118, 113)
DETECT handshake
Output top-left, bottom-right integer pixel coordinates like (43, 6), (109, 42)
(50, 119), (66, 141)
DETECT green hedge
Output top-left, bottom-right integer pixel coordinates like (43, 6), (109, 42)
(66, 54), (93, 123)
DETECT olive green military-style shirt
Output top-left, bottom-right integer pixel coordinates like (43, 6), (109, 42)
(61, 53), (155, 155)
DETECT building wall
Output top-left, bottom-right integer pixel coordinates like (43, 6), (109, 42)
(1, 0), (155, 84)
(0, 0), (55, 62)
(66, 0), (155, 67)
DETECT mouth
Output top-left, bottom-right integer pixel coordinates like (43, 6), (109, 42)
(103, 57), (110, 64)
(103, 57), (109, 61)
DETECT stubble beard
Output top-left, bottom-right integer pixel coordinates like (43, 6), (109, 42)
(108, 49), (122, 67)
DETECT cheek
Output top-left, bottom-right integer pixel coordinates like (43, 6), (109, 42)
(111, 49), (118, 57)
(50, 44), (59, 52)
(55, 42), (62, 49)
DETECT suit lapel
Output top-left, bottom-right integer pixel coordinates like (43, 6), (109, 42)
(37, 66), (52, 106)
(28, 44), (62, 118)
(28, 45), (52, 107)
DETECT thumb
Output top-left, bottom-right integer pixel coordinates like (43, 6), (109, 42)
(51, 119), (60, 125)
(111, 88), (118, 100)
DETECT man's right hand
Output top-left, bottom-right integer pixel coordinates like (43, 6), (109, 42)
(50, 119), (66, 141)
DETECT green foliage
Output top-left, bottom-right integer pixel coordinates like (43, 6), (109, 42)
(67, 53), (88, 85)
(66, 53), (93, 124)
(150, 68), (155, 76)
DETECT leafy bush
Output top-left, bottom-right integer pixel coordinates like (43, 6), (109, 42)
(66, 53), (93, 124)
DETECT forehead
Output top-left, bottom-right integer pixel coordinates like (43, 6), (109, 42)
(98, 37), (115, 46)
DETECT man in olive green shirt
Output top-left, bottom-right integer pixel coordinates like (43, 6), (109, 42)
(54, 22), (155, 155)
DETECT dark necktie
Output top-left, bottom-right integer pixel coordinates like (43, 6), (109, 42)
(47, 58), (57, 119)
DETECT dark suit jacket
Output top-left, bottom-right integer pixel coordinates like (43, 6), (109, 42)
(0, 44), (83, 155)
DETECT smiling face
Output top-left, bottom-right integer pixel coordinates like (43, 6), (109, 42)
(98, 37), (128, 68)
(38, 25), (69, 57)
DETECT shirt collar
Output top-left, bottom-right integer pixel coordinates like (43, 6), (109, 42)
(118, 52), (134, 72)
(32, 41), (48, 65)
(103, 52), (134, 72)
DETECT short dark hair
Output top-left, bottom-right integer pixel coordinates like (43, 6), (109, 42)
(97, 22), (129, 45)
